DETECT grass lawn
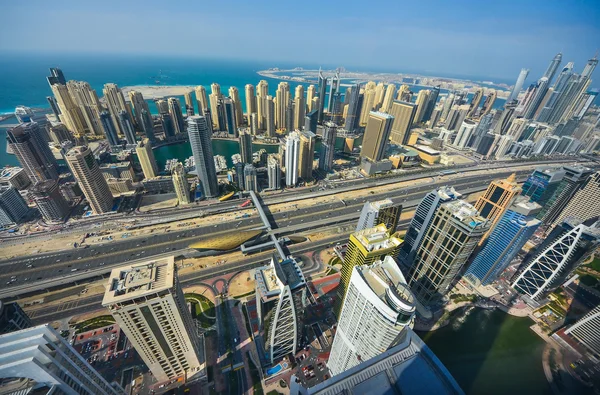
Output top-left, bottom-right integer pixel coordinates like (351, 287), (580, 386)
(73, 315), (116, 334)
(185, 293), (216, 328)
(579, 274), (600, 290)
(585, 256), (600, 272)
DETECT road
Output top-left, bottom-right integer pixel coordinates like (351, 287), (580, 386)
(1, 167), (539, 299)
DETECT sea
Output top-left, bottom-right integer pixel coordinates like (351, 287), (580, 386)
(0, 52), (514, 166)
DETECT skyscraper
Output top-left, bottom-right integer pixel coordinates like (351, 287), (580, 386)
(537, 62), (575, 123)
(336, 224), (402, 315)
(360, 111), (394, 162)
(209, 83), (222, 130)
(328, 256), (416, 376)
(508, 69), (530, 102)
(467, 88), (484, 118)
(276, 82), (291, 130)
(187, 116), (219, 198)
(285, 131), (300, 187)
(136, 138), (159, 179)
(306, 84), (316, 112)
(0, 187), (29, 226)
(0, 324), (123, 395)
(0, 301), (31, 334)
(66, 80), (103, 136)
(267, 155), (281, 190)
(381, 84), (397, 113)
(167, 97), (185, 135)
(317, 68), (327, 123)
(474, 173), (522, 237)
(50, 83), (88, 138)
(344, 83), (361, 131)
(551, 171), (600, 227)
(243, 164), (258, 192)
(453, 119), (478, 149)
(65, 146), (113, 214)
(298, 130), (316, 181)
(30, 180), (70, 223)
(195, 85), (209, 115)
(464, 198), (541, 286)
(359, 83), (377, 126)
(318, 121), (337, 172)
(127, 90), (150, 128)
(256, 80), (269, 130)
(293, 85), (306, 130)
(7, 123), (59, 183)
(238, 130), (253, 164)
(255, 256), (307, 365)
(47, 67), (66, 86)
(564, 305), (600, 359)
(245, 84), (257, 119)
(407, 200), (489, 306)
(480, 90), (497, 116)
(543, 52), (563, 82)
(102, 257), (205, 383)
(99, 111), (120, 146)
(512, 218), (599, 301)
(328, 70), (340, 113)
(229, 86), (243, 127)
(356, 199), (402, 232)
(183, 90), (195, 116)
(388, 100), (417, 145)
(413, 89), (431, 124)
(103, 83), (131, 136)
(118, 110), (136, 145)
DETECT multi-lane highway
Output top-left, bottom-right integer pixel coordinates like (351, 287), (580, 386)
(0, 166), (543, 300)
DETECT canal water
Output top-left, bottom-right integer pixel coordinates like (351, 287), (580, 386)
(417, 308), (551, 395)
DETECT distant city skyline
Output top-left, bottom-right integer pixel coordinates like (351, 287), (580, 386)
(0, 0), (598, 85)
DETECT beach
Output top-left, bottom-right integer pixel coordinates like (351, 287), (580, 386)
(121, 85), (196, 100)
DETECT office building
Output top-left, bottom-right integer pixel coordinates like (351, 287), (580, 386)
(361, 111), (393, 162)
(512, 218), (600, 301)
(467, 88), (484, 118)
(99, 162), (134, 181)
(244, 164), (258, 192)
(292, 328), (463, 395)
(317, 69), (327, 123)
(0, 324), (123, 395)
(30, 180), (70, 223)
(344, 84), (361, 131)
(508, 69), (530, 102)
(0, 186), (29, 226)
(103, 83), (131, 136)
(6, 123), (59, 183)
(319, 121), (337, 172)
(474, 173), (522, 236)
(328, 70), (341, 114)
(464, 198), (541, 286)
(565, 305), (600, 359)
(336, 224), (402, 315)
(388, 100), (417, 146)
(65, 146), (113, 215)
(356, 199), (402, 232)
(535, 166), (592, 225)
(329, 256), (416, 376)
(172, 162), (191, 204)
(167, 97), (185, 135)
(138, 108), (155, 142)
(239, 130), (253, 164)
(255, 256), (306, 365)
(118, 110), (136, 145)
(102, 257), (205, 383)
(480, 90), (497, 116)
(407, 200), (489, 306)
(453, 119), (477, 149)
(136, 139), (159, 179)
(285, 131), (300, 187)
(401, 187), (461, 262)
(0, 167), (30, 190)
(0, 301), (31, 334)
(298, 130), (316, 181)
(521, 167), (566, 207)
(221, 97), (238, 137)
(187, 116), (219, 198)
(552, 171), (600, 227)
(267, 155), (281, 190)
(304, 109), (318, 134)
(98, 110), (120, 146)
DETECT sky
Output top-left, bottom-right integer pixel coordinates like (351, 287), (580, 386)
(1, 0), (599, 85)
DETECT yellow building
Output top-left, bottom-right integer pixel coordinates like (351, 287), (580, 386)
(336, 224), (403, 316)
(413, 144), (440, 165)
(136, 138), (159, 179)
(474, 173), (522, 241)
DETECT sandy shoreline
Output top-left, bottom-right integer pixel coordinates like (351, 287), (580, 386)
(121, 85), (196, 100)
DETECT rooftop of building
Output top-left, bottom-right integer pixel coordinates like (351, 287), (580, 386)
(291, 328), (464, 395)
(442, 200), (488, 229)
(437, 186), (462, 201)
(510, 196), (542, 216)
(102, 257), (175, 305)
(352, 224), (402, 253)
(255, 256), (306, 300)
(358, 256), (415, 317)
(0, 167), (24, 179)
(413, 144), (441, 155)
(65, 146), (89, 157)
(100, 162), (131, 169)
(369, 199), (394, 210)
(369, 111), (394, 119)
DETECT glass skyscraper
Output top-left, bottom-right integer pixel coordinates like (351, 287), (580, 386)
(464, 198), (541, 286)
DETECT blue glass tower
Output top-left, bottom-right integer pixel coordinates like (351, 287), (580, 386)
(521, 167), (565, 206)
(464, 198), (541, 285)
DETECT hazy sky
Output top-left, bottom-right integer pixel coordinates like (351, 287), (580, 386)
(1, 0), (599, 83)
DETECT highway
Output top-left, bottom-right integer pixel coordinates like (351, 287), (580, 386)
(0, 167), (539, 299)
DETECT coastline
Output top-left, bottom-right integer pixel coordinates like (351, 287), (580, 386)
(121, 85), (196, 99)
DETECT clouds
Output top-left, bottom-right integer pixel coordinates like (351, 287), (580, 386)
(0, 0), (598, 84)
